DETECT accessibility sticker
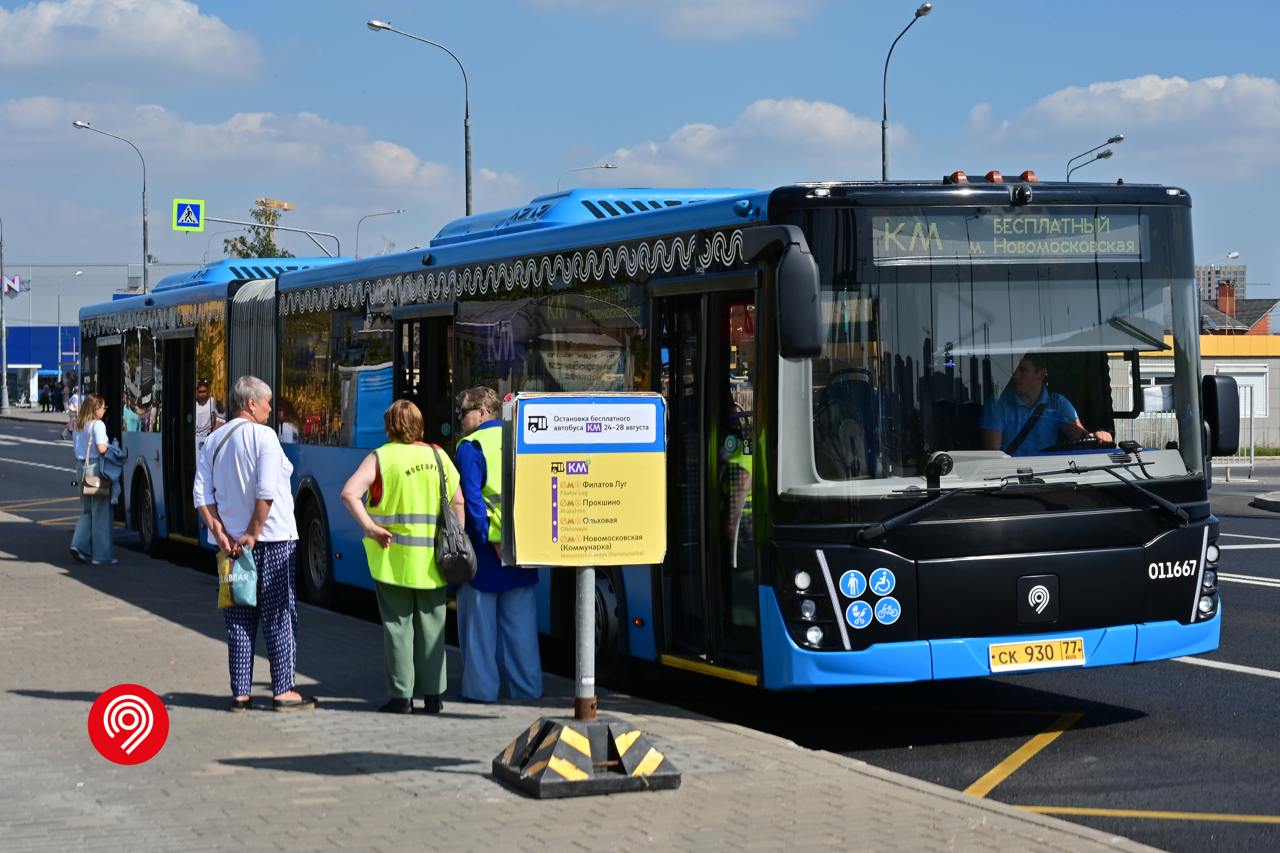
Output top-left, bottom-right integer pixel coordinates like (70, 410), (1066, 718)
(845, 600), (873, 630)
(172, 198), (205, 232)
(869, 567), (896, 597)
(839, 570), (867, 599)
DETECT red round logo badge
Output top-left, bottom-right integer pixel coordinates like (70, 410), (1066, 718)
(87, 684), (169, 765)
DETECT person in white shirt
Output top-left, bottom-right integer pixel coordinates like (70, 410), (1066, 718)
(193, 375), (315, 714)
(194, 378), (224, 452)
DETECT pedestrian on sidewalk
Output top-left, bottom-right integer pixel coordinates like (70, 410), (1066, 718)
(38, 383), (49, 412)
(63, 385), (80, 441)
(193, 375), (315, 714)
(340, 399), (464, 715)
(70, 394), (116, 565)
(454, 387), (542, 703)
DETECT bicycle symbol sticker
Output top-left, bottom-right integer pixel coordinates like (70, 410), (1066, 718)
(839, 570), (867, 599)
(875, 596), (902, 626)
(845, 600), (873, 630)
(869, 567), (896, 597)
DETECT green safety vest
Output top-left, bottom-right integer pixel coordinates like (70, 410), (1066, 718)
(363, 442), (454, 589)
(729, 441), (753, 517)
(461, 426), (503, 542)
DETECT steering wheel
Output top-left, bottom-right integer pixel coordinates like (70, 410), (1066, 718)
(1043, 436), (1115, 453)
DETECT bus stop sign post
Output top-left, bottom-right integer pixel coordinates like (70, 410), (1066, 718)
(491, 393), (680, 798)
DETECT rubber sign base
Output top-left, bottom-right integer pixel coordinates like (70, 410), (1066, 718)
(491, 715), (681, 798)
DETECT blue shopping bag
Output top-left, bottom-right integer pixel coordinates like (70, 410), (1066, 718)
(229, 549), (258, 608)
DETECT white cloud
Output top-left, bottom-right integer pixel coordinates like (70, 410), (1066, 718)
(979, 74), (1280, 179)
(609, 97), (885, 185)
(525, 0), (822, 40)
(0, 0), (259, 78)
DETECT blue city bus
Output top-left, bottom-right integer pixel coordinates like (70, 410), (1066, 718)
(81, 178), (1239, 689)
(78, 257), (347, 549)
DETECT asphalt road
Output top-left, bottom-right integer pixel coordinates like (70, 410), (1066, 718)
(3, 417), (1278, 852)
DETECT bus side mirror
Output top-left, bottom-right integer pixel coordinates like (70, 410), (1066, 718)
(741, 225), (823, 359)
(1202, 374), (1239, 457)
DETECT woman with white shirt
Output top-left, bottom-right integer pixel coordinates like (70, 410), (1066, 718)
(70, 394), (116, 565)
(193, 375), (314, 713)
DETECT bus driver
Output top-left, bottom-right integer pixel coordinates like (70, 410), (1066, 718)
(980, 353), (1114, 457)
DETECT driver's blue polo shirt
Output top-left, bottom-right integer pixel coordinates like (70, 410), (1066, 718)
(980, 386), (1078, 456)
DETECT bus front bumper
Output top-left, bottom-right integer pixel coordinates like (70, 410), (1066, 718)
(759, 587), (1221, 690)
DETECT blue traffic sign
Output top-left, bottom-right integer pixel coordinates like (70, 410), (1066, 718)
(845, 600), (873, 630)
(869, 567), (896, 597)
(839, 570), (867, 599)
(875, 596), (902, 625)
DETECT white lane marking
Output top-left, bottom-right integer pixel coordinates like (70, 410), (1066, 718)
(1175, 656), (1280, 681)
(1220, 544), (1280, 550)
(0, 435), (69, 447)
(1218, 572), (1280, 588)
(1220, 533), (1280, 542)
(0, 456), (76, 473)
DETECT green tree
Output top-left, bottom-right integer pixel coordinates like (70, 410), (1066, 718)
(223, 203), (295, 258)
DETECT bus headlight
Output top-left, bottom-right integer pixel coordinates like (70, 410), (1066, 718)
(799, 599), (817, 620)
(794, 571), (812, 591)
(1202, 570), (1217, 591)
(1197, 595), (1216, 616)
(1206, 543), (1220, 564)
(805, 625), (824, 646)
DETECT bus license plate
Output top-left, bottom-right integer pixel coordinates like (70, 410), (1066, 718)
(988, 638), (1086, 673)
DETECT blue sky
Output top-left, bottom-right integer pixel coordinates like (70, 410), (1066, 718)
(3, 0), (1279, 297)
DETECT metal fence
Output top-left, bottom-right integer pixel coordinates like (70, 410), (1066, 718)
(1111, 385), (1256, 479)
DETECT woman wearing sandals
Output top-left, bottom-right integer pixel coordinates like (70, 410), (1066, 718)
(341, 399), (464, 715)
(70, 394), (117, 566)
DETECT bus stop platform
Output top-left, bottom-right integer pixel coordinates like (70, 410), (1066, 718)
(0, 516), (1155, 853)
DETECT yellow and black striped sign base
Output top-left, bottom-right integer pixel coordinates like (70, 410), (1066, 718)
(492, 715), (681, 798)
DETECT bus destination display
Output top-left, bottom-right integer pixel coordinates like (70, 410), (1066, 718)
(872, 212), (1145, 265)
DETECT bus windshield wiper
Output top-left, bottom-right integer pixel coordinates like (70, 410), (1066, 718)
(857, 482), (1016, 545)
(992, 459), (1189, 527)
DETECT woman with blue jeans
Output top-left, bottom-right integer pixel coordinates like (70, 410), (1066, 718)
(70, 394), (116, 565)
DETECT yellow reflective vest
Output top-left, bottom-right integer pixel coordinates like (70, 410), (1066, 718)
(363, 442), (460, 589)
(460, 425), (503, 543)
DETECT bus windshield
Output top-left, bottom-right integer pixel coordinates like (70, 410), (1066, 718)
(779, 205), (1203, 498)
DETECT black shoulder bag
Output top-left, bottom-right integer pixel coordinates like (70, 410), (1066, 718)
(429, 445), (477, 585)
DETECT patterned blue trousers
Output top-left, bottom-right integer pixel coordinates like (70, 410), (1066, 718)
(223, 540), (299, 697)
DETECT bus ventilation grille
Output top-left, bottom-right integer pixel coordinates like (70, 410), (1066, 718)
(580, 198), (685, 220)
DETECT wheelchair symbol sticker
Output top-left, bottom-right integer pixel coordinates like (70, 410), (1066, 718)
(869, 568), (896, 597)
(875, 596), (901, 625)
(839, 570), (867, 599)
(845, 600), (873, 630)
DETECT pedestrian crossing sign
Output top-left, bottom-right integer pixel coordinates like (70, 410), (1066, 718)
(172, 198), (205, 232)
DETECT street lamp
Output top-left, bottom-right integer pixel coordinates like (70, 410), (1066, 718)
(1066, 149), (1113, 182)
(355, 209), (406, 258)
(881, 3), (932, 182)
(557, 163), (618, 192)
(73, 120), (150, 292)
(1066, 133), (1124, 180)
(367, 20), (473, 216)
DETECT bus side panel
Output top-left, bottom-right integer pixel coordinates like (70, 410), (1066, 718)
(121, 432), (163, 532)
(285, 443), (374, 589)
(621, 564), (656, 661)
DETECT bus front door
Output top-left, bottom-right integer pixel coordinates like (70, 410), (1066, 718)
(655, 287), (759, 677)
(394, 307), (454, 447)
(162, 334), (198, 539)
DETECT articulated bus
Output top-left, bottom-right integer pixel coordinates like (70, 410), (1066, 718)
(81, 177), (1239, 689)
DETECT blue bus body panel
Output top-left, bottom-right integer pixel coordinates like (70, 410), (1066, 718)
(284, 444), (376, 589)
(759, 587), (1221, 689)
(119, 433), (162, 533)
(621, 565), (656, 661)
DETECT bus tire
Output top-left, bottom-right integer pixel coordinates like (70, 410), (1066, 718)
(594, 568), (631, 689)
(134, 475), (162, 557)
(297, 500), (334, 606)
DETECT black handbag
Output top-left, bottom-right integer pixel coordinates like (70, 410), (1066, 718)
(429, 445), (477, 585)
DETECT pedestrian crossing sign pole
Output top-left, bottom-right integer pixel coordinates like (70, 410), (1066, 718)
(171, 198), (205, 232)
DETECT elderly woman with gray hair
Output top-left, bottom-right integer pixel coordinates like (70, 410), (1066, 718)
(193, 375), (315, 712)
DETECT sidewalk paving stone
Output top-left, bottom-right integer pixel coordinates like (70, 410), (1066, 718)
(0, 520), (1158, 853)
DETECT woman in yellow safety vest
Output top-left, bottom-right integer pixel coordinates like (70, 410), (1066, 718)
(341, 399), (464, 714)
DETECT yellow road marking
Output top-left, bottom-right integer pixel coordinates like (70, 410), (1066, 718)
(0, 496), (79, 511)
(1022, 806), (1280, 825)
(36, 515), (80, 525)
(964, 711), (1083, 798)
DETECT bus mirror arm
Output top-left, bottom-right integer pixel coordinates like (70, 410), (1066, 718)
(741, 225), (823, 359)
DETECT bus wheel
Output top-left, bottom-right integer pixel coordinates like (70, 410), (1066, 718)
(136, 477), (162, 557)
(594, 568), (631, 688)
(297, 501), (333, 606)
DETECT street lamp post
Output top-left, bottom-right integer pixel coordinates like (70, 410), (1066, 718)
(1066, 133), (1124, 180)
(73, 120), (150, 292)
(355, 209), (406, 259)
(882, 3), (933, 182)
(557, 163), (618, 192)
(367, 20), (472, 216)
(1066, 149), (1114, 182)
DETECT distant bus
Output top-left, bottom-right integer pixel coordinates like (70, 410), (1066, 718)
(81, 178), (1238, 689)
